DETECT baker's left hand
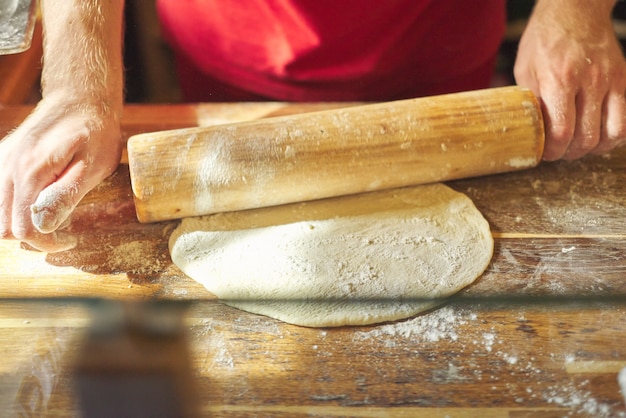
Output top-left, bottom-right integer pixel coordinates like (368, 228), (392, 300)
(514, 0), (626, 161)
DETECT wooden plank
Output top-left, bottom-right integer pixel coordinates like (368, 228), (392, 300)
(3, 302), (625, 416)
(566, 361), (626, 374)
(449, 150), (626, 236)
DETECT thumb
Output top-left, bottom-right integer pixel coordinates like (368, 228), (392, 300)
(30, 163), (90, 234)
(31, 184), (76, 234)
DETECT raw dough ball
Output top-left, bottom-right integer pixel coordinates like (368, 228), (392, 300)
(169, 184), (493, 327)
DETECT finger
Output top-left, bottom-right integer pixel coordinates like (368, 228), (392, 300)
(11, 170), (78, 252)
(0, 185), (14, 239)
(31, 158), (92, 234)
(22, 230), (78, 253)
(31, 182), (77, 234)
(563, 90), (603, 160)
(0, 136), (16, 239)
(538, 86), (577, 161)
(11, 195), (77, 253)
(593, 89), (626, 155)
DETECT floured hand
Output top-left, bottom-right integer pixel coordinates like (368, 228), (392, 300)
(514, 0), (626, 160)
(0, 0), (125, 253)
(0, 95), (122, 252)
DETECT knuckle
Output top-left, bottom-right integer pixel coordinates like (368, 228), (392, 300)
(605, 119), (626, 144)
(572, 133), (600, 155)
(586, 67), (609, 89)
(542, 145), (566, 161)
(10, 223), (34, 242)
(548, 123), (575, 145)
(608, 126), (626, 145)
(577, 131), (599, 148)
(544, 124), (575, 161)
(512, 65), (530, 84)
(0, 227), (12, 240)
(560, 70), (579, 87)
(565, 133), (599, 160)
(10, 228), (27, 241)
(0, 210), (11, 240)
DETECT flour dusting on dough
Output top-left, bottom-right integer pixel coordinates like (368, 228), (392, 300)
(170, 184), (493, 327)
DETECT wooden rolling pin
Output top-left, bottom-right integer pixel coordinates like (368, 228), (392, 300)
(127, 86), (544, 223)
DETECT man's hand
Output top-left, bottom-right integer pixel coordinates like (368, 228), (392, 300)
(514, 0), (626, 160)
(0, 0), (125, 252)
(0, 97), (122, 252)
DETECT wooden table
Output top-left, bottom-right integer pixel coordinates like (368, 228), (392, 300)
(1, 103), (626, 417)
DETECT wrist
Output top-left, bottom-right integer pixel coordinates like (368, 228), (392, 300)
(41, 85), (123, 118)
(534, 0), (616, 22)
(44, 89), (122, 118)
(529, 0), (617, 42)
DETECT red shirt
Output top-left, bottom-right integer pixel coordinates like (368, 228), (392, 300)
(156, 0), (506, 101)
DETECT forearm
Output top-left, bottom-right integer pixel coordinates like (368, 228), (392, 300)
(533, 0), (616, 16)
(531, 0), (617, 39)
(40, 0), (125, 117)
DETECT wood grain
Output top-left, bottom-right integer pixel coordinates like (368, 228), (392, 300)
(1, 103), (625, 417)
(127, 87), (544, 222)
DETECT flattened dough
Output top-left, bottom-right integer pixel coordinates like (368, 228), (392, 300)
(169, 184), (493, 327)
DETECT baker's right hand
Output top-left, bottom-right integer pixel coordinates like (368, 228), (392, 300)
(0, 94), (123, 252)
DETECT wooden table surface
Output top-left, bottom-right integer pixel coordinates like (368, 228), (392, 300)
(1, 103), (626, 417)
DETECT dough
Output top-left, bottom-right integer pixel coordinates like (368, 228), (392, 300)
(169, 184), (493, 327)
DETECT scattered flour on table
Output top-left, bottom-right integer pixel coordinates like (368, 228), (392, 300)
(105, 240), (167, 275)
(352, 306), (476, 345)
(507, 352), (624, 417)
(480, 332), (496, 352)
(543, 384), (618, 418)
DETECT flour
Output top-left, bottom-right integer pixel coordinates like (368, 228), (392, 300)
(31, 184), (77, 234)
(481, 332), (496, 352)
(106, 240), (166, 275)
(507, 156), (538, 168)
(193, 136), (233, 215)
(353, 306), (468, 344)
(543, 384), (615, 417)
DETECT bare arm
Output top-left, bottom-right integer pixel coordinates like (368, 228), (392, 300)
(514, 0), (626, 160)
(41, 0), (124, 114)
(0, 0), (125, 252)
